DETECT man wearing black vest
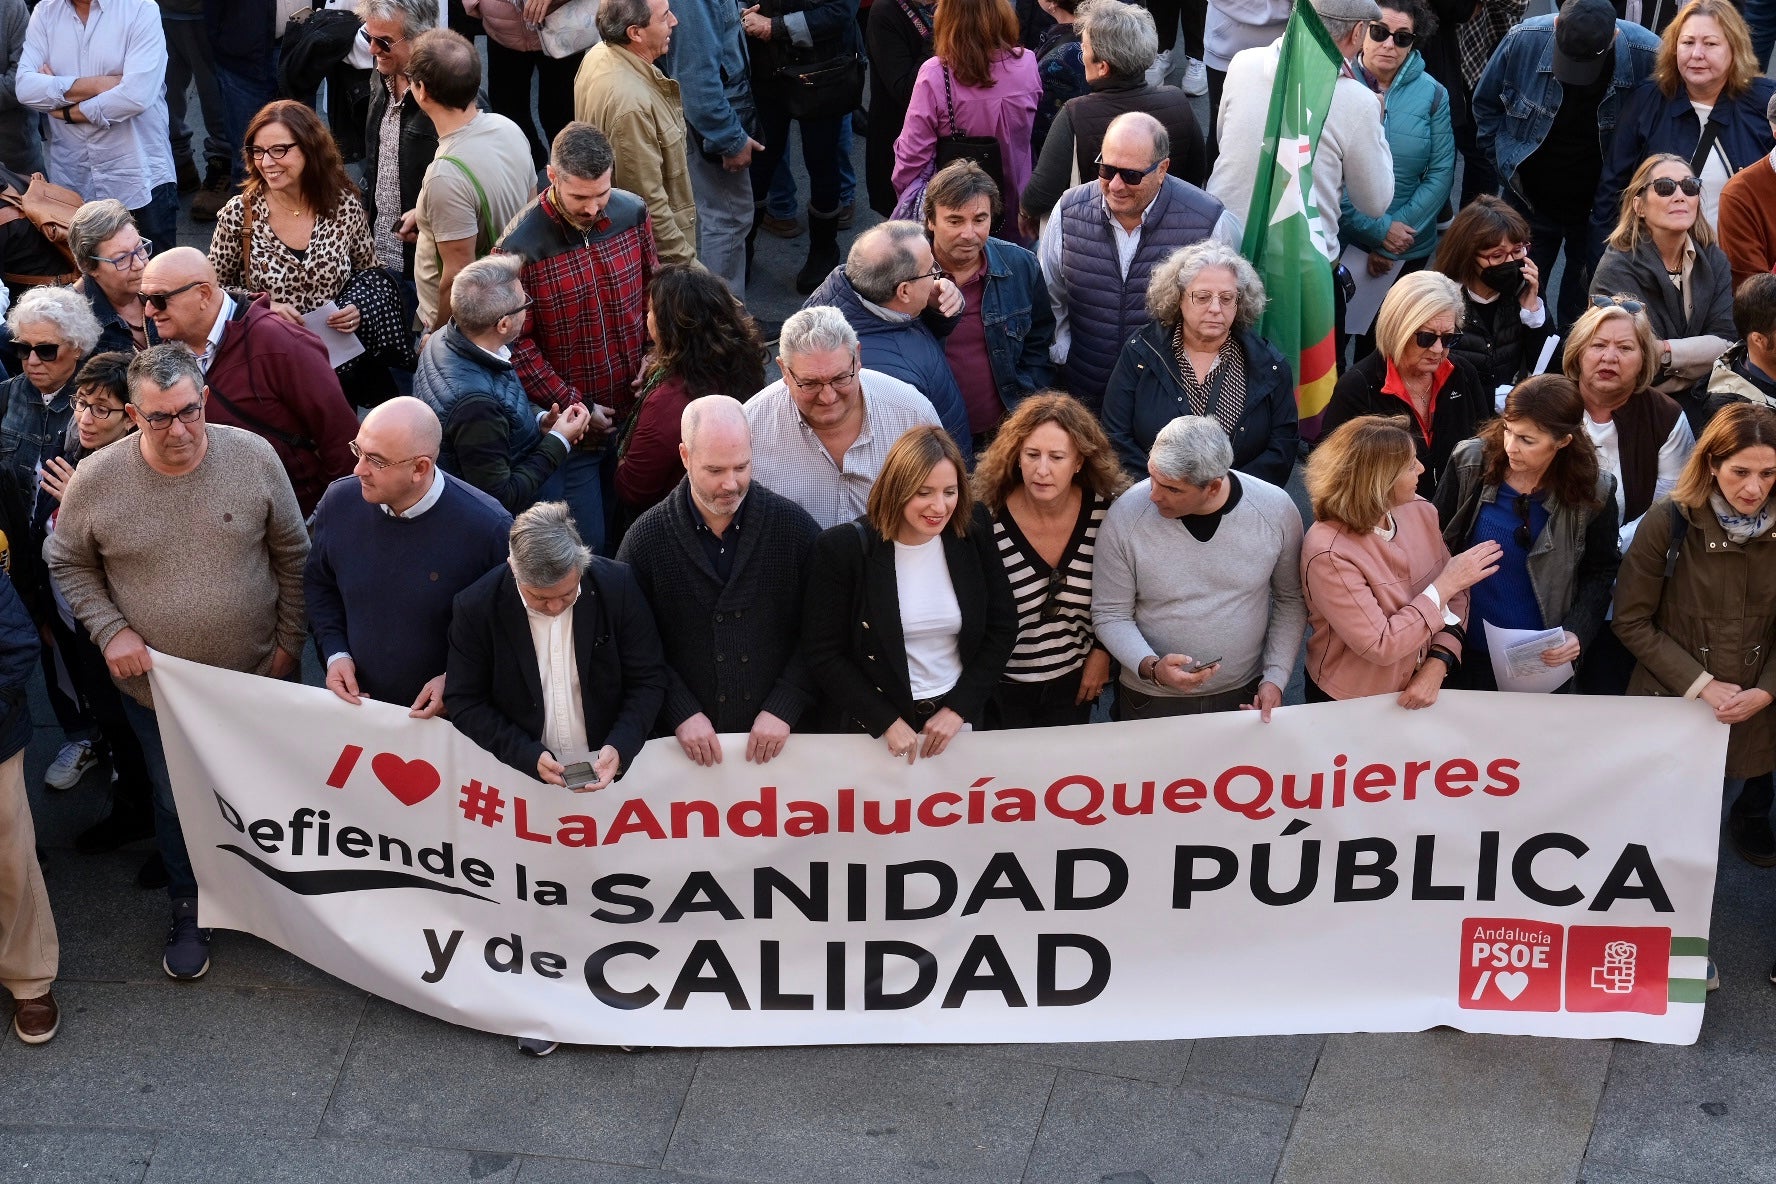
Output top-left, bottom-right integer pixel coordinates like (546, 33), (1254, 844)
(1036, 111), (1239, 414)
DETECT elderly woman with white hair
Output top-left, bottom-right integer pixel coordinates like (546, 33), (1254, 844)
(1101, 239), (1297, 483)
(1321, 269), (1491, 498)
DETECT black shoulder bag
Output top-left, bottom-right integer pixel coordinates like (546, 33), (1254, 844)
(932, 65), (1005, 196)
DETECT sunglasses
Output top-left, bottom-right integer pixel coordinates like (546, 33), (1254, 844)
(1512, 493), (1534, 550)
(1591, 294), (1646, 315)
(1095, 155), (1163, 186)
(1413, 330), (1461, 351)
(13, 341), (61, 362)
(1366, 21), (1416, 46)
(358, 28), (406, 53)
(1039, 569), (1068, 622)
(1643, 175), (1702, 198)
(142, 280), (205, 311)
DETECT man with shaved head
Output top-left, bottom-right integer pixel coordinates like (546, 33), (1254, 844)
(140, 246), (358, 516)
(616, 395), (821, 767)
(306, 396), (513, 717)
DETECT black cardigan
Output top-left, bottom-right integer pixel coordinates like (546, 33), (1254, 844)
(1320, 348), (1491, 498)
(802, 506), (1018, 735)
(616, 480), (823, 735)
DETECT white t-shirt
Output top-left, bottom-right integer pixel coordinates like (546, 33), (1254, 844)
(1690, 102), (1734, 232)
(894, 536), (963, 700)
(1584, 409), (1696, 552)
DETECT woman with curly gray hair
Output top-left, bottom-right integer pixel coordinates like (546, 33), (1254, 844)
(1100, 238), (1298, 483)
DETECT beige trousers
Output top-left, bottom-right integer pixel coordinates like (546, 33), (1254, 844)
(0, 750), (57, 999)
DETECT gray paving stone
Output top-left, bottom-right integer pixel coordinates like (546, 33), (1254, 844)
(0, 1127), (154, 1184)
(1183, 1034), (1326, 1105)
(1022, 1068), (1293, 1184)
(938, 1039), (1192, 1084)
(664, 1045), (1058, 1184)
(142, 1135), (522, 1183)
(320, 998), (698, 1163)
(515, 1159), (757, 1184)
(1274, 1031), (1612, 1184)
(0, 982), (358, 1136)
(1576, 1161), (1697, 1184)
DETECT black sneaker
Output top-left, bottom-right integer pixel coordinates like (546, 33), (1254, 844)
(162, 898), (211, 980)
(1727, 812), (1776, 867)
(517, 1037), (558, 1056)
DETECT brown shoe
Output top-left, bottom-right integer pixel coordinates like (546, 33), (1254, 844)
(759, 213), (803, 238)
(190, 167), (233, 224)
(13, 992), (58, 1044)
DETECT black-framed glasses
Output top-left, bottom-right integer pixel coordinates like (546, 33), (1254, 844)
(782, 361), (859, 394)
(1644, 175), (1702, 198)
(899, 263), (944, 286)
(136, 402), (204, 432)
(1095, 155), (1163, 186)
(13, 341), (61, 362)
(72, 398), (122, 420)
(1038, 569), (1068, 621)
(1413, 329), (1460, 351)
(1591, 294), (1646, 315)
(1512, 493), (1534, 550)
(1366, 21), (1417, 46)
(246, 142), (298, 162)
(142, 280), (205, 311)
(500, 297), (535, 319)
(349, 440), (423, 471)
(91, 239), (151, 271)
(359, 28), (407, 53)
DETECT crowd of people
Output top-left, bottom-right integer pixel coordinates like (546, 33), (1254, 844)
(0, 0), (1774, 1058)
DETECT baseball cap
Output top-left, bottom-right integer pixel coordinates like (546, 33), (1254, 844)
(1312, 0), (1384, 25)
(1553, 0), (1618, 86)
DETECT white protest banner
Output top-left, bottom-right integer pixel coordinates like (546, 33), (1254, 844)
(150, 653), (1727, 1046)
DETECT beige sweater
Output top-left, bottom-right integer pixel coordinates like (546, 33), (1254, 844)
(45, 425), (310, 707)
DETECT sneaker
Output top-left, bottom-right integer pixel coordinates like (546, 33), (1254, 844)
(1727, 812), (1776, 867)
(44, 739), (99, 791)
(175, 157), (201, 193)
(1145, 48), (1173, 89)
(1706, 959), (1720, 992)
(190, 166), (233, 224)
(760, 213), (804, 238)
(1182, 56), (1209, 96)
(517, 1037), (559, 1056)
(162, 898), (211, 980)
(12, 992), (58, 1044)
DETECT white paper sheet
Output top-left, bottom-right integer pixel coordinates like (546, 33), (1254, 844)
(1338, 244), (1403, 335)
(300, 301), (366, 369)
(1485, 623), (1574, 693)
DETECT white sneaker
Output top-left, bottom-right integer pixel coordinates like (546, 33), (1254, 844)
(1145, 48), (1173, 89)
(44, 739), (98, 791)
(1182, 56), (1209, 96)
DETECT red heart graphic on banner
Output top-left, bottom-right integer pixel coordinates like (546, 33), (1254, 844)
(371, 753), (441, 806)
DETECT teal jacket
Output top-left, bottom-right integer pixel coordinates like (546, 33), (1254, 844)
(1338, 50), (1454, 264)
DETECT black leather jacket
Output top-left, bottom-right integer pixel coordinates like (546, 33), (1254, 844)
(362, 76), (439, 279)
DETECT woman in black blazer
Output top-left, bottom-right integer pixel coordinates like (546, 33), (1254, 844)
(803, 425), (1019, 761)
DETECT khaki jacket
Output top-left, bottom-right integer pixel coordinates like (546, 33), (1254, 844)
(1613, 496), (1776, 777)
(573, 42), (697, 265)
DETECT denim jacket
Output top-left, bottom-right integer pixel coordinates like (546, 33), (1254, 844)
(977, 237), (1056, 412)
(0, 371), (71, 505)
(660, 0), (756, 160)
(1472, 15), (1661, 193)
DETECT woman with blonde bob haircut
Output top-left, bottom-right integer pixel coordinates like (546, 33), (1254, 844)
(1614, 402), (1776, 877)
(1301, 415), (1499, 706)
(803, 426), (1017, 762)
(1592, 153), (1736, 403)
(1102, 240), (1298, 484)
(973, 393), (1129, 727)
(1321, 270), (1490, 497)
(1594, 0), (1774, 238)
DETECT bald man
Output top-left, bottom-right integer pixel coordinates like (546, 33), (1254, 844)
(305, 397), (513, 715)
(141, 247), (358, 516)
(615, 396), (822, 766)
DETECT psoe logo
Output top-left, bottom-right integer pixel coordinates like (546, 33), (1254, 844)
(1563, 926), (1670, 1015)
(1457, 917), (1562, 1011)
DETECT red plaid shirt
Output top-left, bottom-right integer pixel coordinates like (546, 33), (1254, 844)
(498, 187), (657, 420)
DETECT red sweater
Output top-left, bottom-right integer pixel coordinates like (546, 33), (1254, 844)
(614, 373), (693, 512)
(1717, 156), (1776, 293)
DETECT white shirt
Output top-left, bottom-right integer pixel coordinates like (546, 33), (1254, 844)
(1585, 409), (1696, 551)
(527, 597), (590, 760)
(192, 291), (235, 375)
(894, 535), (963, 699)
(16, 0), (174, 210)
(380, 468), (445, 519)
(1690, 102), (1733, 232)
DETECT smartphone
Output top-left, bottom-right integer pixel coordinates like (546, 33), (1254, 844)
(561, 761), (597, 789)
(1182, 655), (1221, 674)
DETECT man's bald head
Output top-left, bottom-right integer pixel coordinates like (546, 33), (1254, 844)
(845, 220), (933, 308)
(141, 245), (216, 287)
(1102, 112), (1168, 165)
(140, 246), (223, 349)
(363, 396), (444, 461)
(678, 395), (752, 524)
(353, 396), (443, 512)
(680, 394), (749, 455)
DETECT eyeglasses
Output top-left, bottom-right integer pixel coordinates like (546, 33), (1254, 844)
(1591, 294), (1646, 315)
(135, 402), (204, 431)
(1643, 175), (1702, 198)
(1095, 155), (1163, 187)
(1412, 329), (1461, 351)
(1366, 21), (1417, 46)
(73, 397), (122, 419)
(91, 239), (151, 271)
(1184, 290), (1238, 309)
(782, 361), (859, 395)
(1512, 493), (1534, 550)
(1039, 569), (1069, 622)
(359, 28), (407, 53)
(13, 341), (61, 362)
(899, 263), (944, 285)
(500, 297), (535, 319)
(246, 142), (299, 162)
(1476, 241), (1529, 266)
(349, 440), (424, 471)
(142, 280), (205, 311)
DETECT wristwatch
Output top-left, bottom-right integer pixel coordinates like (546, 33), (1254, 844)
(55, 104), (74, 122)
(1138, 655), (1160, 683)
(1659, 342), (1673, 370)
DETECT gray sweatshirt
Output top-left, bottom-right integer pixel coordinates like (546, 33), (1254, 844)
(1092, 474), (1305, 698)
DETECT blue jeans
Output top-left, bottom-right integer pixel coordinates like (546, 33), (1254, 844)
(538, 446), (610, 556)
(215, 61), (277, 184)
(764, 113), (855, 217)
(123, 695), (196, 901)
(1745, 0), (1776, 73)
(131, 183), (179, 256)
